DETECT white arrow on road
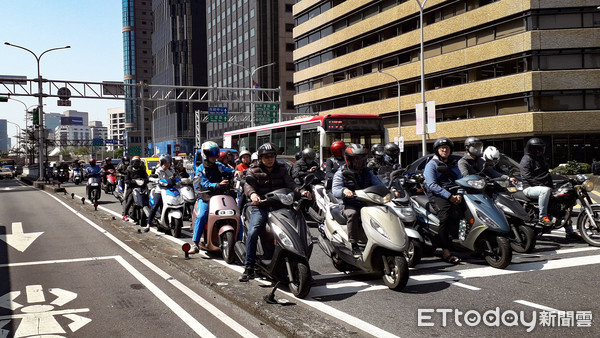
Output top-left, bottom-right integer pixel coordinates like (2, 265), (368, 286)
(0, 222), (43, 252)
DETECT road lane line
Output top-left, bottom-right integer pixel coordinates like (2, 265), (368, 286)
(42, 190), (257, 338)
(445, 281), (481, 290)
(514, 300), (562, 313)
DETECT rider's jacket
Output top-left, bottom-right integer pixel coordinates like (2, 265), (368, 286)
(174, 167), (190, 179)
(244, 161), (298, 199)
(125, 165), (148, 184)
(195, 161), (234, 196)
(423, 154), (462, 200)
(519, 154), (552, 189)
(457, 154), (505, 179)
(85, 165), (102, 177)
(292, 158), (323, 185)
(155, 166), (175, 181)
(332, 167), (383, 206)
(325, 156), (345, 182)
(116, 162), (129, 175)
(367, 157), (387, 175)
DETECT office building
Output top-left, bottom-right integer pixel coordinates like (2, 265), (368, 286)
(45, 113), (62, 132)
(0, 119), (8, 152)
(293, 0), (600, 166)
(108, 107), (126, 151)
(62, 110), (89, 127)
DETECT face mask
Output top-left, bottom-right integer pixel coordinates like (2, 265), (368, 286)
(469, 145), (483, 157)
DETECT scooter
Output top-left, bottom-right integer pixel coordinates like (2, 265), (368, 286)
(131, 178), (149, 226)
(148, 176), (185, 238)
(318, 173), (410, 291)
(179, 177), (196, 221)
(410, 174), (513, 269)
(234, 182), (314, 299)
(72, 167), (82, 185)
(57, 167), (69, 183)
(305, 171), (327, 224)
(192, 181), (240, 264)
(86, 173), (102, 204)
(103, 169), (117, 194)
(113, 175), (126, 204)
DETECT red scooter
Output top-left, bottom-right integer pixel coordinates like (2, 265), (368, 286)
(103, 169), (117, 194)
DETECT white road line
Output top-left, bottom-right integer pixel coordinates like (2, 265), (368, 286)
(515, 246), (599, 258)
(42, 190), (257, 338)
(514, 300), (562, 313)
(445, 281), (481, 290)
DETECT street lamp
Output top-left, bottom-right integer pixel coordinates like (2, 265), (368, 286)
(4, 42), (71, 181)
(6, 120), (22, 159)
(226, 61), (276, 127)
(415, 0), (428, 156)
(378, 70), (402, 167)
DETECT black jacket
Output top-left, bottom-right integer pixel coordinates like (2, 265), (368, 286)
(519, 154), (552, 189)
(245, 161), (299, 199)
(325, 156), (345, 181)
(125, 165), (148, 184)
(291, 158), (322, 185)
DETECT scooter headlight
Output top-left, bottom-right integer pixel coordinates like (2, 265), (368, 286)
(272, 225), (293, 249)
(368, 193), (392, 204)
(370, 218), (390, 239)
(467, 179), (486, 190)
(576, 174), (588, 183)
(168, 194), (184, 205)
(276, 192), (294, 206)
(494, 201), (513, 215)
(394, 206), (416, 223)
(476, 210), (502, 229)
(217, 209), (236, 216)
(583, 180), (594, 192)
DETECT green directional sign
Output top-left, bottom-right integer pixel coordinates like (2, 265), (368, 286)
(208, 106), (228, 123)
(254, 104), (278, 125)
(0, 96), (8, 102)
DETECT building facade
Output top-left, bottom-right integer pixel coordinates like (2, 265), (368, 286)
(293, 0), (600, 166)
(108, 107), (126, 151)
(205, 0), (297, 143)
(54, 125), (91, 148)
(0, 119), (8, 152)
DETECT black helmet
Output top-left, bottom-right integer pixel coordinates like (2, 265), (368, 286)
(371, 144), (384, 158)
(122, 156), (130, 165)
(295, 151), (302, 161)
(89, 158), (96, 166)
(173, 156), (184, 168)
(433, 138), (454, 154)
(344, 144), (368, 170)
(257, 142), (277, 158)
(464, 137), (483, 157)
(159, 154), (172, 166)
(105, 157), (112, 164)
(525, 138), (545, 156)
(131, 156), (141, 168)
(384, 142), (400, 158)
(301, 148), (316, 161)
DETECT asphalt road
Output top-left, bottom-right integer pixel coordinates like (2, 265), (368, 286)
(7, 177), (600, 336)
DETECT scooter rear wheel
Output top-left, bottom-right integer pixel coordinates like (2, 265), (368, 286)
(288, 261), (311, 299)
(406, 239), (423, 268)
(171, 218), (183, 238)
(510, 225), (536, 253)
(221, 231), (236, 264)
(485, 236), (512, 269)
(382, 255), (409, 291)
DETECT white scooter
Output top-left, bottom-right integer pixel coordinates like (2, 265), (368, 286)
(148, 176), (185, 238)
(179, 177), (196, 221)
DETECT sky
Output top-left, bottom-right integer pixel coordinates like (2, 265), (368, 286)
(0, 0), (123, 147)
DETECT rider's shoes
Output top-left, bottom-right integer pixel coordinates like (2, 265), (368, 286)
(239, 266), (255, 282)
(351, 243), (362, 259)
(566, 232), (584, 242)
(122, 215), (129, 222)
(541, 216), (552, 226)
(188, 245), (201, 254)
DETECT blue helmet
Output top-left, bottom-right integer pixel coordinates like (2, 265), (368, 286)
(201, 141), (220, 160)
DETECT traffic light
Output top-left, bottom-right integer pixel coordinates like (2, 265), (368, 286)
(32, 108), (39, 126)
(0, 96), (8, 102)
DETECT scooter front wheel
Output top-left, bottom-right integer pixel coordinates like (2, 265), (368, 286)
(288, 260), (311, 299)
(221, 231), (236, 264)
(382, 255), (409, 291)
(510, 225), (536, 253)
(485, 236), (512, 269)
(171, 218), (183, 238)
(577, 205), (600, 247)
(406, 239), (423, 268)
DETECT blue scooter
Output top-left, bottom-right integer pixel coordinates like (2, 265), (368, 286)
(410, 174), (513, 269)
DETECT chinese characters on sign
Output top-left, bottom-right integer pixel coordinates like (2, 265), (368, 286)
(254, 104), (278, 125)
(208, 107), (228, 123)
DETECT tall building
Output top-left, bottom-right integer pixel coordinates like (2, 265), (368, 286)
(62, 110), (89, 127)
(108, 107), (126, 150)
(0, 119), (8, 152)
(90, 124), (108, 152)
(293, 0), (600, 166)
(151, 0), (208, 155)
(122, 0), (153, 156)
(45, 113), (62, 131)
(205, 0), (297, 142)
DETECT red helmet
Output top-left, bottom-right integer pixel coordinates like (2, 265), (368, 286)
(330, 141), (346, 159)
(219, 151), (228, 159)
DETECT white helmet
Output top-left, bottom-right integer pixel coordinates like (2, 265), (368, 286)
(483, 146), (501, 165)
(251, 152), (258, 161)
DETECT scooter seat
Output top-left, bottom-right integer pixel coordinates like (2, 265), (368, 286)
(413, 195), (439, 214)
(330, 205), (347, 225)
(512, 191), (532, 202)
(327, 191), (340, 205)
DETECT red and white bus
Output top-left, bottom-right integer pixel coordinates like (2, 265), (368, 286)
(223, 114), (384, 164)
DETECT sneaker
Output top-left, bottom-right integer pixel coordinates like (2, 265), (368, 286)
(239, 266), (255, 282)
(122, 215), (129, 222)
(351, 243), (361, 259)
(541, 216), (552, 226)
(188, 244), (200, 254)
(566, 232), (584, 242)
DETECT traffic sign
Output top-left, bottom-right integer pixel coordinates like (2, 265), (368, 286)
(208, 107), (228, 123)
(92, 138), (104, 146)
(104, 139), (118, 144)
(254, 104), (278, 125)
(57, 100), (71, 106)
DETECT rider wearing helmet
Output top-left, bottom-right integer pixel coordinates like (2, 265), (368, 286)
(520, 138), (582, 240)
(172, 156), (189, 178)
(85, 158), (101, 177)
(383, 142), (400, 168)
(332, 144), (385, 258)
(292, 147), (322, 185)
(218, 150), (234, 169)
(423, 137), (463, 264)
(457, 137), (484, 177)
(236, 150), (252, 174)
(367, 143), (386, 175)
(239, 142), (311, 282)
(101, 157), (115, 185)
(144, 154), (176, 232)
(325, 141), (346, 189)
(188, 141), (237, 254)
(122, 156), (148, 223)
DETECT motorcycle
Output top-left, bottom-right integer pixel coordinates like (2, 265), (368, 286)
(113, 175), (126, 204)
(148, 176), (185, 238)
(192, 180), (240, 264)
(86, 173), (102, 204)
(72, 167), (83, 185)
(409, 174), (513, 269)
(304, 170), (327, 224)
(103, 169), (117, 194)
(56, 167), (69, 183)
(130, 178), (150, 226)
(318, 172), (410, 291)
(179, 177), (196, 221)
(234, 180), (314, 299)
(512, 174), (600, 247)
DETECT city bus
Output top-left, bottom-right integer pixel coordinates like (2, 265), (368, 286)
(223, 114), (384, 165)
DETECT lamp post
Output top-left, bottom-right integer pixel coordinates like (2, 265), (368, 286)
(378, 70), (402, 167)
(4, 42), (71, 181)
(6, 120), (22, 159)
(148, 104), (168, 156)
(226, 61), (276, 127)
(415, 0), (428, 156)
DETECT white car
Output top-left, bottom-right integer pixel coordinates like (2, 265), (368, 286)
(0, 168), (14, 179)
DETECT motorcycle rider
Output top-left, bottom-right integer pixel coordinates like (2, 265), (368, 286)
(122, 156), (148, 223)
(236, 150), (252, 174)
(172, 156), (190, 179)
(239, 142), (311, 282)
(479, 146), (519, 184)
(384, 142), (401, 168)
(292, 148), (323, 186)
(144, 154), (175, 232)
(218, 150), (234, 169)
(101, 157), (116, 185)
(325, 141), (346, 189)
(367, 143), (386, 175)
(332, 143), (385, 258)
(251, 152), (258, 166)
(116, 156), (130, 194)
(189, 142), (237, 254)
(519, 138), (582, 240)
(85, 158), (101, 177)
(423, 138), (463, 264)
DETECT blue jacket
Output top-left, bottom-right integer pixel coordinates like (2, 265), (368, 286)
(332, 167), (384, 206)
(423, 155), (462, 200)
(195, 161), (235, 193)
(85, 165), (102, 176)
